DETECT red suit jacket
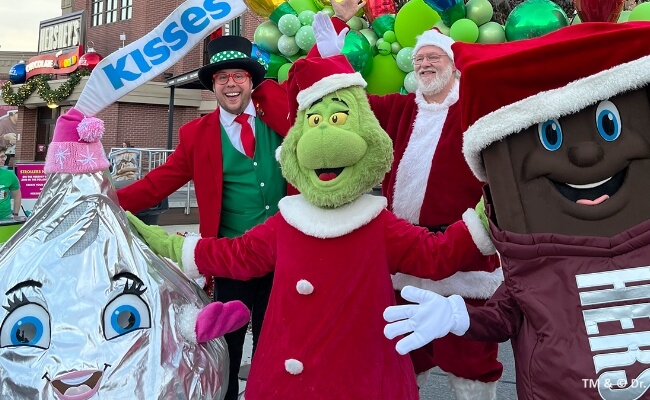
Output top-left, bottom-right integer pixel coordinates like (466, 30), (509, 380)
(117, 80), (292, 238)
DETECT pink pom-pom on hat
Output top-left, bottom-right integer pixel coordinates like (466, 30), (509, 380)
(44, 108), (110, 174)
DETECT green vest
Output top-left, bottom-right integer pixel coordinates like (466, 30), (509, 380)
(219, 117), (286, 238)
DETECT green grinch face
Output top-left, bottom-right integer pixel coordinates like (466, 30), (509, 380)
(280, 87), (393, 208)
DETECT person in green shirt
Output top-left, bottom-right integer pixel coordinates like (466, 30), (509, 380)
(0, 147), (21, 219)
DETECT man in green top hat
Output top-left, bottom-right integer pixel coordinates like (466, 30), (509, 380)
(117, 34), (293, 400)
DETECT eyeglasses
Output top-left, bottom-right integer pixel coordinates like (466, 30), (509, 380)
(213, 72), (250, 85)
(412, 53), (448, 65)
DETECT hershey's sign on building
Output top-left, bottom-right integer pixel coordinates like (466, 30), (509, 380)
(38, 11), (85, 54)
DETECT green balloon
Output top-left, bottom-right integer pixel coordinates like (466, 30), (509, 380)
(377, 41), (391, 56)
(449, 18), (479, 43)
(347, 16), (364, 31)
(629, 2), (650, 21)
(433, 20), (450, 36)
(617, 10), (631, 22)
(371, 14), (396, 37)
(404, 71), (417, 93)
(477, 21), (505, 43)
(359, 28), (379, 47)
(254, 21), (283, 53)
(277, 63), (292, 83)
(320, 6), (335, 17)
(465, 0), (493, 26)
(298, 10), (316, 25)
(383, 30), (397, 43)
(390, 41), (402, 54)
(395, 47), (414, 73)
(571, 13), (582, 24)
(504, 0), (568, 42)
(288, 0), (319, 14)
(278, 14), (301, 36)
(365, 54), (407, 95)
(265, 53), (287, 78)
(342, 30), (373, 74)
(278, 34), (300, 56)
(394, 0), (441, 48)
(295, 25), (316, 51)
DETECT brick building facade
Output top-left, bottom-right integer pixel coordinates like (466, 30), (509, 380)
(1, 0), (266, 164)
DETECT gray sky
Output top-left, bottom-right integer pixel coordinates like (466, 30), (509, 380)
(0, 1), (63, 52)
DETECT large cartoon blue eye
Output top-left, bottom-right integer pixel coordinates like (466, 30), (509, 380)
(0, 303), (50, 349)
(596, 100), (621, 142)
(538, 119), (563, 151)
(103, 294), (151, 340)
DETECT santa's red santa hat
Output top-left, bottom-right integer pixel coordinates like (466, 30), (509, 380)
(457, 21), (650, 182)
(287, 50), (366, 123)
(414, 28), (455, 62)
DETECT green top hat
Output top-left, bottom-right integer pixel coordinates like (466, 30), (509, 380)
(198, 35), (267, 90)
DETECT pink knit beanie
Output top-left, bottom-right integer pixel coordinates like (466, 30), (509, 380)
(44, 107), (110, 173)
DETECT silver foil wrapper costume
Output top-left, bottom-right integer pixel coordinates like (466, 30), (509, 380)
(0, 170), (228, 399)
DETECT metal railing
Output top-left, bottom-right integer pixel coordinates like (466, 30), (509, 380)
(108, 147), (195, 214)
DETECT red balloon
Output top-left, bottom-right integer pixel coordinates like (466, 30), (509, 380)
(79, 48), (103, 71)
(363, 0), (396, 23)
(574, 0), (624, 22)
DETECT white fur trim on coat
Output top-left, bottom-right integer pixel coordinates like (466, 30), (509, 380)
(463, 55), (650, 182)
(462, 209), (496, 256)
(178, 304), (200, 344)
(447, 373), (497, 400)
(296, 72), (367, 111)
(391, 268), (503, 299)
(279, 194), (387, 238)
(181, 235), (202, 281)
(392, 81), (459, 223)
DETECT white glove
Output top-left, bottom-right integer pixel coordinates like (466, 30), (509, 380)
(383, 286), (470, 355)
(313, 12), (349, 57)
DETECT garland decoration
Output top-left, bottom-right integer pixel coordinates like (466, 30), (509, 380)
(1, 69), (91, 106)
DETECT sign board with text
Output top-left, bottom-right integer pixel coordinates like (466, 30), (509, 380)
(15, 163), (46, 216)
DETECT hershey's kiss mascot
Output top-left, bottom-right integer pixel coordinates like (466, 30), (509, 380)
(383, 21), (650, 400)
(0, 0), (252, 398)
(129, 23), (496, 400)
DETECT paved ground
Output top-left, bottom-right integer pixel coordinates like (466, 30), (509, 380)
(162, 223), (519, 399)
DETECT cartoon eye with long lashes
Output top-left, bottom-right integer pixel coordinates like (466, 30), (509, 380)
(103, 283), (151, 340)
(595, 100), (621, 142)
(0, 295), (51, 349)
(538, 119), (563, 151)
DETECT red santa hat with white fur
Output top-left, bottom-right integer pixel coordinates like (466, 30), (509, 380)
(414, 28), (455, 62)
(456, 21), (650, 182)
(286, 41), (366, 123)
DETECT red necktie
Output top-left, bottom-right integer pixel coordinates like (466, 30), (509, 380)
(235, 113), (255, 158)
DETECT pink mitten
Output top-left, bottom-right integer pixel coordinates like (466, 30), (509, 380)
(195, 301), (251, 343)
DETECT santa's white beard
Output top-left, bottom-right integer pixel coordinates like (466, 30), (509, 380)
(416, 64), (454, 96)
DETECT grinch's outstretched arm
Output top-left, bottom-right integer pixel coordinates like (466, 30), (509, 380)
(127, 212), (277, 281)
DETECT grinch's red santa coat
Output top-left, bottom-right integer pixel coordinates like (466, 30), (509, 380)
(343, 21), (505, 397)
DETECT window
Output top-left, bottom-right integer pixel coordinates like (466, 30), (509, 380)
(106, 0), (118, 24)
(91, 0), (104, 27)
(121, 0), (133, 21)
(91, 0), (131, 26)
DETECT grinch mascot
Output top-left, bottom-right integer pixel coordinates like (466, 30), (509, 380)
(384, 21), (650, 400)
(128, 42), (497, 399)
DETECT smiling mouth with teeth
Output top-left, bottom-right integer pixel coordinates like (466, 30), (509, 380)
(315, 167), (344, 181)
(551, 168), (627, 206)
(51, 370), (103, 400)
